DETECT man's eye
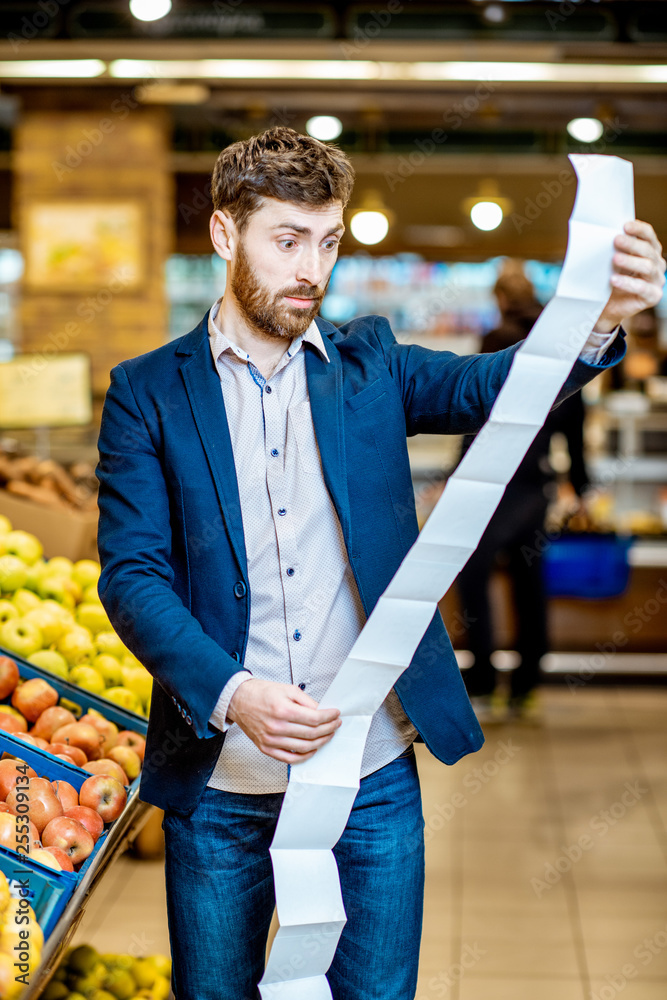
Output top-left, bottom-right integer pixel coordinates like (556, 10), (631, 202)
(280, 240), (296, 249)
(323, 241), (339, 251)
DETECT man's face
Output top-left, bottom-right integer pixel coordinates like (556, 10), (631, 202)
(229, 197), (344, 340)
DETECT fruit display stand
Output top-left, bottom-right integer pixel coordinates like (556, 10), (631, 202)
(0, 649), (153, 1000)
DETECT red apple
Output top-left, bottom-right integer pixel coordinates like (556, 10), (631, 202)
(80, 713), (119, 753)
(51, 722), (103, 760)
(42, 845), (74, 872)
(11, 678), (58, 722)
(11, 733), (39, 747)
(0, 803), (12, 814)
(0, 812), (40, 854)
(64, 805), (104, 843)
(7, 776), (63, 833)
(32, 705), (77, 742)
(0, 759), (36, 799)
(0, 714), (27, 736)
(115, 730), (146, 763)
(30, 847), (63, 872)
(46, 742), (88, 767)
(0, 657), (19, 700)
(107, 746), (141, 781)
(51, 779), (79, 811)
(42, 816), (94, 865)
(79, 775), (127, 823)
(83, 759), (129, 786)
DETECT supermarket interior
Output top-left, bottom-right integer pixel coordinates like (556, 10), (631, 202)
(0, 1), (666, 999)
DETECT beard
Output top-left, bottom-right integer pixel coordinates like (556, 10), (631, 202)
(230, 240), (327, 340)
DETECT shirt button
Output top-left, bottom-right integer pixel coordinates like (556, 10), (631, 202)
(233, 581), (247, 599)
(293, 629), (302, 641)
(286, 567), (295, 577)
(271, 448), (279, 457)
(265, 385), (272, 394)
(298, 682), (306, 690)
(278, 508), (287, 516)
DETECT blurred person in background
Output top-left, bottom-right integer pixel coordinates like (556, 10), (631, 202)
(457, 261), (590, 722)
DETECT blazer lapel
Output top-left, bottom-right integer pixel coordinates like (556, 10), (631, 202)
(178, 318), (248, 579)
(305, 327), (351, 545)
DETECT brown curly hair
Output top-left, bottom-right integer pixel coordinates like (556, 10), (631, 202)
(211, 127), (355, 232)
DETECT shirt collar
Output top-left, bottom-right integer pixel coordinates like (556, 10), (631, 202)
(208, 297), (329, 365)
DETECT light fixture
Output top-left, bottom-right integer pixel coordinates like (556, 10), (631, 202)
(0, 60), (106, 78)
(135, 83), (210, 104)
(482, 4), (507, 24)
(349, 190), (393, 246)
(566, 117), (604, 143)
(305, 116), (343, 141)
(462, 180), (513, 232)
(129, 0), (172, 21)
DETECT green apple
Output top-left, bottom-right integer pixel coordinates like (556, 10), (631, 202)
(37, 573), (78, 608)
(121, 654), (143, 670)
(66, 944), (100, 975)
(1, 530), (43, 566)
(22, 606), (65, 645)
(56, 625), (95, 665)
(0, 555), (28, 593)
(0, 600), (19, 625)
(0, 618), (43, 657)
(46, 556), (73, 576)
(120, 664), (152, 707)
(82, 584), (101, 603)
(0, 515), (11, 535)
(69, 664), (105, 695)
(94, 653), (124, 687)
(12, 588), (41, 615)
(72, 559), (101, 590)
(41, 599), (75, 627)
(131, 959), (158, 990)
(23, 558), (46, 592)
(102, 968), (136, 1000)
(27, 649), (69, 679)
(104, 686), (140, 713)
(41, 981), (69, 1000)
(96, 631), (127, 659)
(76, 602), (111, 635)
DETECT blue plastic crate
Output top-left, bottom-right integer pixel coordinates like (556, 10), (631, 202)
(543, 533), (633, 599)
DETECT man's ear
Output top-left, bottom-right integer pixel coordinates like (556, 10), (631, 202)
(210, 210), (236, 262)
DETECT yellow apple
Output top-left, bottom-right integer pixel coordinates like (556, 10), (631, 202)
(149, 955), (171, 979)
(103, 686), (140, 713)
(46, 556), (73, 576)
(23, 605), (65, 645)
(41, 599), (75, 627)
(12, 588), (41, 614)
(23, 558), (46, 592)
(96, 631), (128, 659)
(94, 654), (124, 687)
(0, 617), (43, 657)
(76, 602), (111, 635)
(0, 600), (19, 624)
(72, 559), (101, 590)
(56, 625), (95, 665)
(1, 530), (43, 565)
(120, 664), (152, 706)
(0, 515), (12, 535)
(0, 555), (28, 593)
(131, 958), (158, 989)
(27, 649), (69, 680)
(69, 664), (106, 696)
(37, 573), (77, 608)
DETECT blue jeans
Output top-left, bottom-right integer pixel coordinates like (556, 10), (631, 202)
(162, 746), (425, 1000)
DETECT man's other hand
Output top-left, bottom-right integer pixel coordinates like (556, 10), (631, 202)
(226, 678), (342, 763)
(594, 220), (666, 334)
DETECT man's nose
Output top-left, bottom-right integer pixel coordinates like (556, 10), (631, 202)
(295, 249), (323, 288)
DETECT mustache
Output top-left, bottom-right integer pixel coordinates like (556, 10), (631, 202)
(280, 285), (323, 300)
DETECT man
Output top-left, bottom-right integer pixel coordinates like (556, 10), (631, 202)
(96, 127), (665, 1000)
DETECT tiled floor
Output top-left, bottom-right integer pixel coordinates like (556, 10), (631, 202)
(72, 686), (667, 999)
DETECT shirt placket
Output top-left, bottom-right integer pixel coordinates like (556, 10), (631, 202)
(255, 360), (310, 692)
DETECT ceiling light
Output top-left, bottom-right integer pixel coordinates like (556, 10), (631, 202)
(0, 60), (106, 79)
(566, 117), (604, 143)
(482, 4), (507, 24)
(350, 190), (393, 246)
(129, 0), (172, 21)
(462, 180), (512, 232)
(305, 116), (343, 141)
(135, 83), (210, 104)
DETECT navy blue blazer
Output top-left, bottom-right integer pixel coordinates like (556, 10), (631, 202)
(96, 312), (625, 814)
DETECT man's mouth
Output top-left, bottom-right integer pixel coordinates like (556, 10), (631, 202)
(284, 295), (316, 308)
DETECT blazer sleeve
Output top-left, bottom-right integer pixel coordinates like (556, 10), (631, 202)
(368, 315), (626, 436)
(96, 363), (249, 741)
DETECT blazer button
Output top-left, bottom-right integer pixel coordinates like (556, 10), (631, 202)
(186, 714), (192, 725)
(233, 581), (247, 599)
(232, 651), (241, 662)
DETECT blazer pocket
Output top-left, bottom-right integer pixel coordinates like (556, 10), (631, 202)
(345, 378), (387, 412)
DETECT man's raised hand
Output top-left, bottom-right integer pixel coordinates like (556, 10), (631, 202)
(594, 220), (666, 334)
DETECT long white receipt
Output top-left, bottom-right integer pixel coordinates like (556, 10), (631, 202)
(259, 155), (635, 998)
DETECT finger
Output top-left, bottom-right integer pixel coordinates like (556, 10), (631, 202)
(260, 732), (336, 759)
(612, 252), (657, 279)
(282, 699), (341, 728)
(623, 220), (663, 254)
(263, 718), (342, 745)
(614, 232), (663, 265)
(610, 273), (663, 305)
(261, 746), (320, 764)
